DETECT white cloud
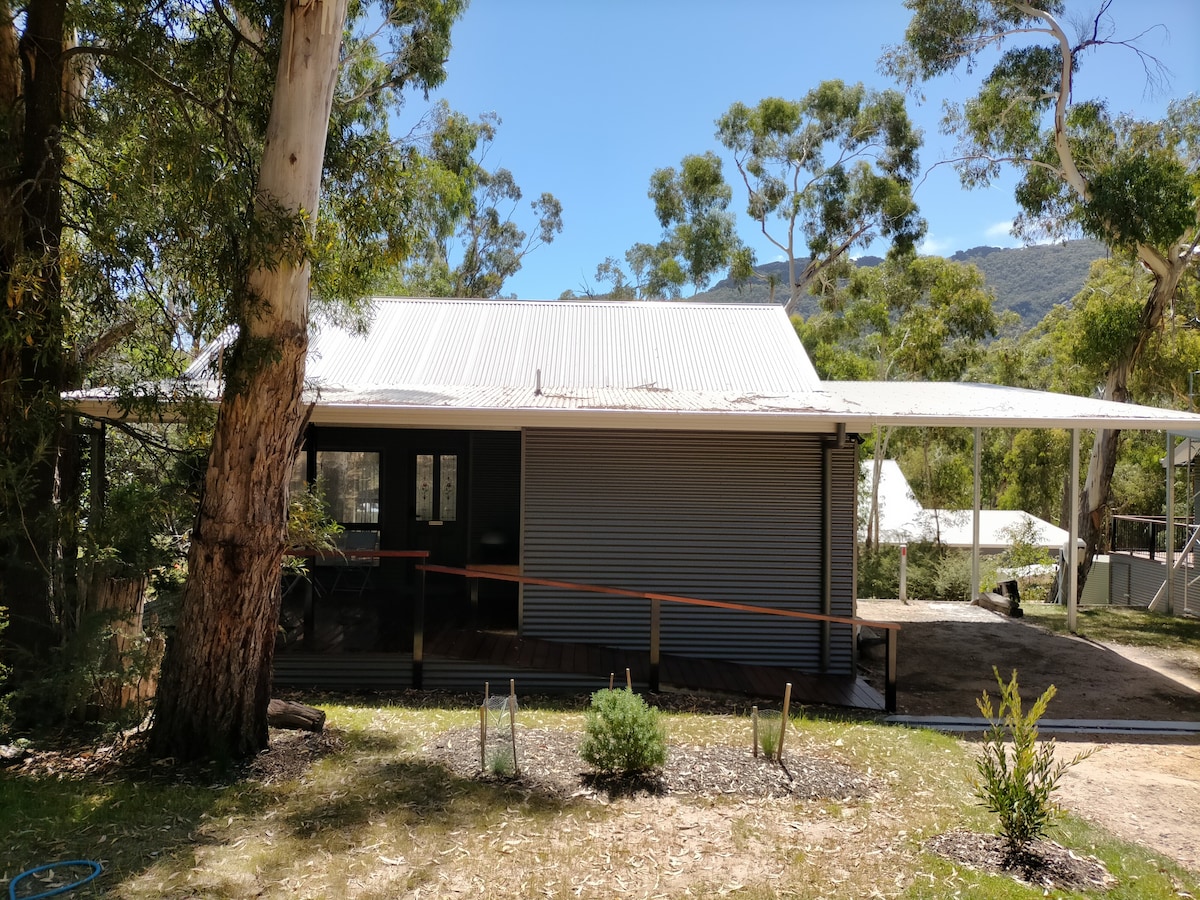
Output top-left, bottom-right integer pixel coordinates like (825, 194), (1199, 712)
(984, 220), (1014, 239)
(918, 235), (954, 256)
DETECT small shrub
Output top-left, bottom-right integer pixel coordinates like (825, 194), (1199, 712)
(972, 668), (1092, 856)
(580, 688), (666, 775)
(486, 747), (514, 777)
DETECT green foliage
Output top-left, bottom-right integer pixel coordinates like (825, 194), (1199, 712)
(933, 550), (974, 601)
(644, 152), (747, 296)
(580, 689), (667, 776)
(858, 542), (976, 601)
(699, 239), (1106, 328)
(376, 103), (562, 299)
(0, 605), (12, 736)
(972, 669), (1092, 856)
(715, 81), (924, 310)
(284, 478), (344, 574)
(12, 597), (163, 728)
(757, 717), (780, 759)
(1, 0), (472, 676)
(486, 746), (515, 777)
(996, 516), (1055, 571)
(995, 429), (1070, 523)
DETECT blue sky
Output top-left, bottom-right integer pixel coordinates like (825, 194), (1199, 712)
(412, 2), (1199, 299)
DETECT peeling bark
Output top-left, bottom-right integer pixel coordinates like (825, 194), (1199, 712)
(149, 0), (349, 762)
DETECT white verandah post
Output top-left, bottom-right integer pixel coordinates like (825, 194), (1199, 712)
(971, 427), (981, 602)
(1067, 428), (1081, 633)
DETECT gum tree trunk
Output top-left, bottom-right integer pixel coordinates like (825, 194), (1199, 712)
(1076, 267), (1185, 594)
(0, 0), (71, 662)
(149, 0), (348, 762)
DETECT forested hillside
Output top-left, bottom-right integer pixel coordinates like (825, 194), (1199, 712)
(695, 239), (1106, 324)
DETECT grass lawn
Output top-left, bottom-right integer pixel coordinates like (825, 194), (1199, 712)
(1020, 602), (1200, 651)
(2, 698), (1197, 899)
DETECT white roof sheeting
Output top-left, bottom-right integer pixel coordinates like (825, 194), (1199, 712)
(73, 298), (1200, 434)
(818, 381), (1200, 430)
(298, 298), (820, 394)
(864, 460), (1069, 550)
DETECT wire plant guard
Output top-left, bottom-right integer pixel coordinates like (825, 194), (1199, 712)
(478, 680), (520, 777)
(751, 682), (794, 765)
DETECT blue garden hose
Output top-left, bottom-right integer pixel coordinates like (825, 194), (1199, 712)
(7, 861), (101, 900)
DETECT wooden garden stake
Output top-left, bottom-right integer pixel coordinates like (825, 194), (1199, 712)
(479, 704), (487, 772)
(751, 706), (759, 758)
(625, 668), (632, 691)
(777, 682), (792, 763)
(508, 679), (519, 775)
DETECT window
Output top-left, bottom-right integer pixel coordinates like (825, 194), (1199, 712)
(288, 451), (309, 496)
(317, 451), (380, 525)
(416, 453), (458, 521)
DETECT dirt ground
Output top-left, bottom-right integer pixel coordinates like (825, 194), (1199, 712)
(858, 599), (1200, 873)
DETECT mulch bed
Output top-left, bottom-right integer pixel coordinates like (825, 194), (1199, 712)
(926, 830), (1116, 893)
(424, 726), (871, 802)
(5, 728), (346, 786)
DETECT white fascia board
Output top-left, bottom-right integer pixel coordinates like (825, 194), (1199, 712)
(305, 403), (846, 434)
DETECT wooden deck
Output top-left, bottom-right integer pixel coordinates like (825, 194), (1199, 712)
(426, 628), (885, 710)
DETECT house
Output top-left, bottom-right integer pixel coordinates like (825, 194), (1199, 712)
(72, 297), (1200, 705)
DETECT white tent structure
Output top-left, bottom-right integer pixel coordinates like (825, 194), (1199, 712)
(863, 459), (1068, 551)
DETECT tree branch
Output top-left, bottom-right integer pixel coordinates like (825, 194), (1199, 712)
(1016, 3), (1091, 200)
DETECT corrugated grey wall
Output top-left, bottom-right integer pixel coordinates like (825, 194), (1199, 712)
(522, 429), (856, 673)
(273, 653), (604, 693)
(1108, 553), (1198, 613)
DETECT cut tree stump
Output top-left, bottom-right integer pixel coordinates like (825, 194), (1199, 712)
(267, 699), (326, 732)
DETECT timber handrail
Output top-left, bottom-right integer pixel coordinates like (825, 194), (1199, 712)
(291, 549), (432, 559)
(418, 563), (900, 711)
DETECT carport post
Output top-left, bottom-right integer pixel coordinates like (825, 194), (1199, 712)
(1067, 428), (1080, 633)
(971, 427), (981, 602)
(885, 627), (897, 713)
(413, 562), (426, 688)
(1166, 432), (1175, 615)
(649, 597), (661, 692)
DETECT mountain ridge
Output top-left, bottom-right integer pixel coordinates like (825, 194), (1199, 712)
(694, 239), (1107, 324)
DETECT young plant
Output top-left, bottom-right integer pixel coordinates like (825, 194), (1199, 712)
(580, 688), (667, 775)
(486, 747), (515, 777)
(972, 668), (1092, 856)
(756, 711), (781, 759)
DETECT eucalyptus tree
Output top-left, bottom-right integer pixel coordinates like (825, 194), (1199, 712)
(143, 2), (466, 762)
(2, 0), (468, 754)
(715, 81), (925, 315)
(381, 103), (562, 298)
(643, 151), (751, 297)
(0, 0), (84, 660)
(883, 0), (1200, 590)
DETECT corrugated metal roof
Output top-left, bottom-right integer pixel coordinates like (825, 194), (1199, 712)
(302, 298), (819, 394)
(73, 299), (1200, 433)
(816, 381), (1200, 429)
